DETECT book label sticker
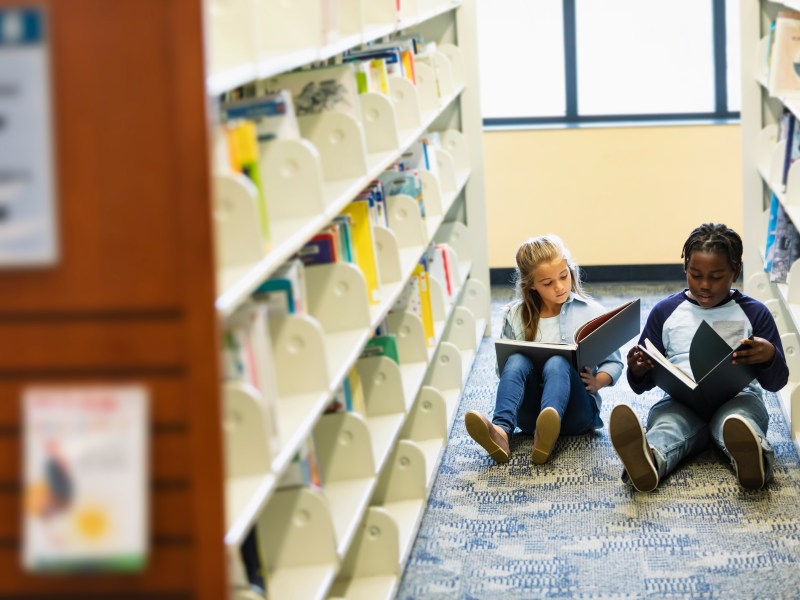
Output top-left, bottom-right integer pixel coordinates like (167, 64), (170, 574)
(0, 8), (58, 266)
(23, 385), (149, 572)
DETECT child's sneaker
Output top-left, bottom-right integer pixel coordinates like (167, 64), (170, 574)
(532, 407), (561, 464)
(722, 415), (765, 490)
(610, 404), (659, 492)
(465, 410), (510, 463)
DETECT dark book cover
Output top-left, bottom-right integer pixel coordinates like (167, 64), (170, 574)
(640, 320), (757, 420)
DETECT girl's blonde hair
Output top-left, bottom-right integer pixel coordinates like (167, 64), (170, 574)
(514, 235), (587, 342)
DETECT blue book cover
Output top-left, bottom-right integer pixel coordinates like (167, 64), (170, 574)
(765, 194), (780, 273)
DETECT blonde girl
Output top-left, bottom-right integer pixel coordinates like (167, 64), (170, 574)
(465, 235), (623, 464)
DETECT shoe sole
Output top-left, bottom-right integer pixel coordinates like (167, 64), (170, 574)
(464, 411), (509, 463)
(723, 417), (765, 490)
(610, 405), (658, 492)
(532, 407), (561, 464)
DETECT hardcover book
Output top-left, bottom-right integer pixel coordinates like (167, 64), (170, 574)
(494, 299), (640, 376)
(263, 63), (361, 122)
(768, 11), (800, 98)
(638, 320), (757, 420)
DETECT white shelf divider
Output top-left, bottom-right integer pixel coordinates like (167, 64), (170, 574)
(258, 487), (339, 600)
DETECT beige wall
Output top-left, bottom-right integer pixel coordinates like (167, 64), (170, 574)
(483, 125), (743, 268)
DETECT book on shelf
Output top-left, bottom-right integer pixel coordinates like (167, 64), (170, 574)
(224, 120), (270, 247)
(777, 110), (800, 192)
(398, 137), (431, 173)
(23, 385), (149, 572)
(392, 263), (436, 347)
(429, 243), (458, 303)
(220, 90), (300, 144)
(252, 258), (307, 315)
(297, 232), (338, 266)
(331, 214), (355, 263)
(768, 204), (800, 284)
(638, 320), (757, 420)
(341, 199), (382, 305)
(277, 437), (322, 489)
(263, 63), (361, 123)
(360, 334), (400, 363)
(223, 301), (282, 457)
(764, 193), (780, 274)
(494, 299), (641, 376)
(239, 526), (267, 596)
(768, 11), (800, 98)
(344, 47), (404, 81)
(347, 366), (367, 415)
(378, 169), (425, 218)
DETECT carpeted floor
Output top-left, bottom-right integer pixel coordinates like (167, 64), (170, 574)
(396, 282), (800, 599)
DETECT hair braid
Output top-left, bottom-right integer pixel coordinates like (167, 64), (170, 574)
(681, 223), (743, 278)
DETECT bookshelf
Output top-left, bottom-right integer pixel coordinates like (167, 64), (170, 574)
(1, 1), (488, 599)
(741, 1), (800, 457)
(209, 1), (490, 599)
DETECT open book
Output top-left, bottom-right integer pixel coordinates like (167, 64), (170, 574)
(494, 298), (640, 375)
(639, 320), (757, 419)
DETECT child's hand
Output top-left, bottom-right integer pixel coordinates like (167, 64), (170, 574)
(580, 367), (600, 393)
(732, 336), (775, 365)
(627, 345), (653, 379)
(580, 367), (611, 393)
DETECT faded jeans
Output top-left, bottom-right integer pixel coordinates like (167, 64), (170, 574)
(492, 353), (602, 437)
(642, 392), (774, 484)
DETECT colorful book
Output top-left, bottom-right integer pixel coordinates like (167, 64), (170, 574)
(263, 63), (361, 122)
(221, 90), (300, 143)
(297, 232), (338, 266)
(253, 258), (307, 314)
(360, 334), (400, 363)
(768, 11), (800, 98)
(347, 367), (367, 415)
(765, 194), (780, 273)
(378, 169), (425, 218)
(770, 204), (793, 283)
(225, 120), (270, 247)
(341, 200), (382, 305)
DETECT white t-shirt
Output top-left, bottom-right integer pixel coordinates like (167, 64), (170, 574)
(536, 315), (560, 343)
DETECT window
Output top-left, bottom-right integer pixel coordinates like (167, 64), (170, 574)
(477, 0), (740, 126)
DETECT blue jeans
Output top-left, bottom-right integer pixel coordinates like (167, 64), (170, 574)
(492, 353), (602, 437)
(643, 392), (774, 484)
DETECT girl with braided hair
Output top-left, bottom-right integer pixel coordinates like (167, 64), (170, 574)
(464, 235), (624, 465)
(611, 223), (789, 491)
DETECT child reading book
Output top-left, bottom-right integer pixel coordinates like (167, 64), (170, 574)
(611, 223), (789, 491)
(465, 235), (624, 465)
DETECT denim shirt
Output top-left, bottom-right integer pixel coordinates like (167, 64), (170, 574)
(498, 292), (624, 407)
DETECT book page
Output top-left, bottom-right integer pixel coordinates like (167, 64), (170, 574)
(643, 339), (698, 389)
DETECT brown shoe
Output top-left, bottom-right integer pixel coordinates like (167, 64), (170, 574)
(464, 410), (510, 463)
(723, 415), (766, 490)
(610, 404), (659, 492)
(532, 407), (561, 464)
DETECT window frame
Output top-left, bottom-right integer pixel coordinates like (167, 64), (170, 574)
(481, 0), (739, 128)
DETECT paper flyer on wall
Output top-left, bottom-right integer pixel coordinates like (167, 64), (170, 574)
(22, 385), (149, 572)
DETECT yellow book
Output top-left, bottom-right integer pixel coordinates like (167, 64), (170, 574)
(369, 58), (390, 95)
(347, 367), (367, 415)
(225, 121), (271, 248)
(415, 264), (435, 347)
(341, 200), (382, 305)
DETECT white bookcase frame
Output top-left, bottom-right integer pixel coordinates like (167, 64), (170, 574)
(741, 0), (800, 457)
(208, 1), (491, 597)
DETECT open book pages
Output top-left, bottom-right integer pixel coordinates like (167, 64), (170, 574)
(643, 339), (698, 389)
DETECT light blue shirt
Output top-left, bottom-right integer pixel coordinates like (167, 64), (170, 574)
(498, 292), (625, 408)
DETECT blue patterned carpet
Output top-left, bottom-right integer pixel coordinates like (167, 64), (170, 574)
(397, 282), (800, 599)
